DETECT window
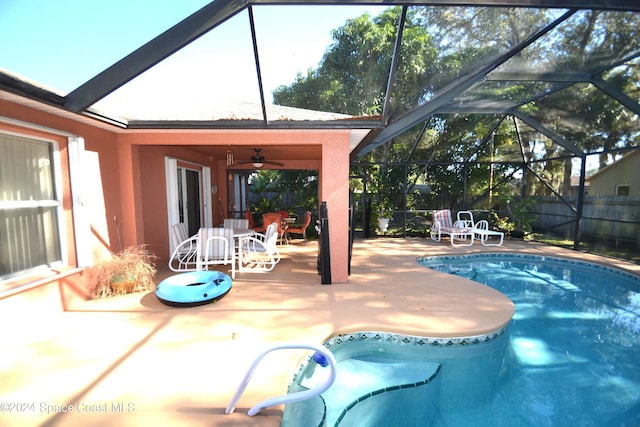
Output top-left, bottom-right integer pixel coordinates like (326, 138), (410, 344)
(0, 132), (63, 278)
(616, 185), (630, 196)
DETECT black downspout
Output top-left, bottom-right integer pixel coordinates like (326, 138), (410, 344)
(574, 155), (587, 250)
(462, 162), (468, 210)
(319, 201), (331, 284)
(403, 162), (408, 238)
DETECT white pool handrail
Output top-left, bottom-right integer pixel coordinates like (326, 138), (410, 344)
(225, 342), (337, 417)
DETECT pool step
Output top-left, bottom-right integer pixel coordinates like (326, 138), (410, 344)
(300, 356), (441, 426)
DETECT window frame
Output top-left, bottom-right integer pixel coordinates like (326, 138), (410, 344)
(615, 184), (630, 196)
(0, 128), (68, 282)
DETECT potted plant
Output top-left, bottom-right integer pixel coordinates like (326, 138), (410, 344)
(91, 245), (158, 298)
(374, 199), (395, 234)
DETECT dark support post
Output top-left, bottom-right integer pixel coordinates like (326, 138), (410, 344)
(363, 198), (371, 239)
(573, 155), (587, 250)
(403, 163), (408, 238)
(462, 162), (468, 210)
(363, 171), (371, 239)
(348, 205), (355, 276)
(319, 201), (331, 284)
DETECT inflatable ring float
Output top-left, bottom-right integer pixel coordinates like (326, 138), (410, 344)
(155, 270), (232, 307)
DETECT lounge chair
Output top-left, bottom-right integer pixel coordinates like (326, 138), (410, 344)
(457, 210), (504, 246)
(287, 211), (312, 240)
(471, 220), (504, 246)
(239, 222), (281, 272)
(430, 209), (474, 247)
(456, 210), (475, 228)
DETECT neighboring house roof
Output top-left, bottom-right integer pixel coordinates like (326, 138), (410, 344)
(570, 175), (589, 188)
(586, 150), (640, 182)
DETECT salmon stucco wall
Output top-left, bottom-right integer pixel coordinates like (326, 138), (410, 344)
(1, 99), (124, 302)
(0, 100), (124, 266)
(136, 144), (220, 260)
(2, 97), (354, 305)
(320, 134), (351, 283)
(120, 129), (350, 282)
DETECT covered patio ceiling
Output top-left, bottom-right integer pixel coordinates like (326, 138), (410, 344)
(1, 0), (638, 161)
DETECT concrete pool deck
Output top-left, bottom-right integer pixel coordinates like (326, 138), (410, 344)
(2, 238), (638, 427)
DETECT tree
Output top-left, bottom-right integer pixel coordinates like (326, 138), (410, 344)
(273, 6), (640, 232)
(273, 7), (435, 117)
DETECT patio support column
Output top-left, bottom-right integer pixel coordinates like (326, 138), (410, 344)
(320, 134), (350, 283)
(116, 138), (145, 249)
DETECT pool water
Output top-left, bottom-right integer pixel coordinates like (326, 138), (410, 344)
(283, 254), (640, 426)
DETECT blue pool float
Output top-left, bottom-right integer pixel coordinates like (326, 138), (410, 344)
(155, 270), (232, 307)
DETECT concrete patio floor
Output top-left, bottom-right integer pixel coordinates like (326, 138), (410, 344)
(2, 237), (638, 427)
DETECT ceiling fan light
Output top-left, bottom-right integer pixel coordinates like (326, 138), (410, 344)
(252, 162), (264, 168)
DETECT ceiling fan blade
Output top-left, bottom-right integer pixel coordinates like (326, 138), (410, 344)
(263, 160), (284, 166)
(235, 148), (284, 166)
(235, 159), (284, 166)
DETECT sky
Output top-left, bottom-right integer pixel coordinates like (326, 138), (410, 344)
(0, 1), (384, 110)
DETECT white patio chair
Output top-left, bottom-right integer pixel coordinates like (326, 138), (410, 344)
(472, 220), (504, 246)
(430, 209), (474, 247)
(197, 227), (236, 279)
(170, 223), (189, 249)
(456, 210), (475, 228)
(239, 222), (281, 272)
(168, 223), (198, 272)
(223, 218), (249, 229)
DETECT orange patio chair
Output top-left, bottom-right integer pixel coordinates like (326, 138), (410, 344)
(246, 210), (264, 233)
(287, 211), (312, 240)
(262, 212), (285, 244)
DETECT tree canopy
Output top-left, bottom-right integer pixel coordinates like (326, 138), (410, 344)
(272, 6), (639, 227)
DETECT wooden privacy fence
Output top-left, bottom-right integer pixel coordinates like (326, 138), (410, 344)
(534, 196), (640, 248)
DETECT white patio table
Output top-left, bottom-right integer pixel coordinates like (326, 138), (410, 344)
(232, 228), (256, 271)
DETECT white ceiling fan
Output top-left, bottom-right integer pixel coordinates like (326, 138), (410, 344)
(237, 148), (284, 168)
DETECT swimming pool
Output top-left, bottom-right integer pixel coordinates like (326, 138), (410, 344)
(282, 253), (640, 426)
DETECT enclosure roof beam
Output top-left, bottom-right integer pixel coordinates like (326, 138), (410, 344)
(437, 103), (517, 114)
(487, 72), (640, 115)
(487, 72), (593, 82)
(248, 6), (269, 125)
(381, 6), (407, 125)
(512, 111), (584, 157)
(354, 9), (576, 157)
(250, 0), (640, 12)
(591, 76), (640, 115)
(64, 0), (242, 112)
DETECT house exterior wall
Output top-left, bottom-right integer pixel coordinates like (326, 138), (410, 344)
(1, 97), (352, 315)
(0, 98), (124, 310)
(120, 130), (348, 281)
(0, 99), (123, 265)
(588, 151), (640, 196)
